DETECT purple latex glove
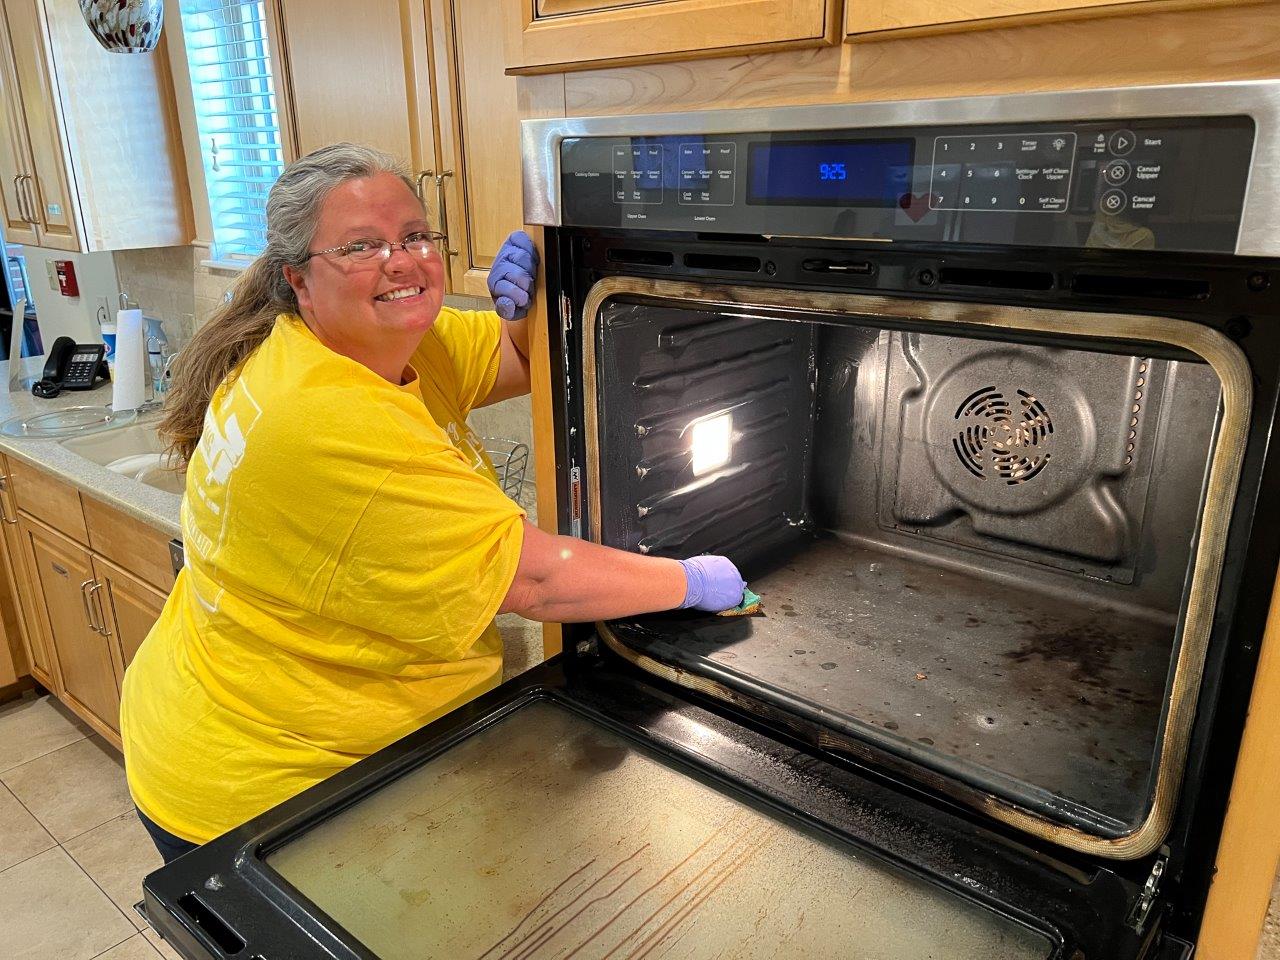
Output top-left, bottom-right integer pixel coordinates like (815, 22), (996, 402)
(487, 230), (540, 320)
(678, 555), (746, 613)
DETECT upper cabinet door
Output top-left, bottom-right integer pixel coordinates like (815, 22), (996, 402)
(430, 0), (530, 296)
(2, 0), (77, 250)
(503, 0), (838, 74)
(0, 11), (37, 247)
(275, 0), (438, 187)
(845, 0), (1211, 37)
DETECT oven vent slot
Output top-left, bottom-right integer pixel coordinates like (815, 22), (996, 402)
(938, 267), (1055, 291)
(1070, 273), (1211, 301)
(682, 252), (762, 273)
(803, 258), (875, 277)
(605, 247), (675, 267)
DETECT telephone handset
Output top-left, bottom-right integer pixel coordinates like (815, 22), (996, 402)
(32, 336), (109, 399)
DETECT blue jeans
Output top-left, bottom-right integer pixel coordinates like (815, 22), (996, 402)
(136, 807), (199, 864)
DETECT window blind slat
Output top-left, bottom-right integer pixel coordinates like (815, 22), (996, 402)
(181, 0), (282, 260)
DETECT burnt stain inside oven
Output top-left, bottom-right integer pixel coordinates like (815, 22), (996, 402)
(594, 299), (1222, 831)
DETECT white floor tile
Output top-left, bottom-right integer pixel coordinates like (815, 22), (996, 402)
(0, 782), (55, 872)
(66, 811), (164, 932)
(0, 695), (89, 774)
(0, 846), (135, 960)
(1, 737), (133, 843)
(92, 933), (161, 959)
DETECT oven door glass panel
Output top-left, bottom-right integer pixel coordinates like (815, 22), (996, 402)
(584, 281), (1242, 855)
(265, 700), (1050, 960)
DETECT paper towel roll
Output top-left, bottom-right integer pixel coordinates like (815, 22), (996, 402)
(111, 308), (146, 411)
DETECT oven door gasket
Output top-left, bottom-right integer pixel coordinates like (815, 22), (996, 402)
(580, 275), (1252, 861)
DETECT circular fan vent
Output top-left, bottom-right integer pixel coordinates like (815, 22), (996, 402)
(952, 386), (1053, 485)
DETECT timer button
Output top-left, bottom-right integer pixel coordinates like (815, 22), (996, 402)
(1103, 159), (1131, 186)
(1108, 130), (1136, 156)
(1100, 189), (1128, 214)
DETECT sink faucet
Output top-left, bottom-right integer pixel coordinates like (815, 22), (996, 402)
(137, 348), (181, 414)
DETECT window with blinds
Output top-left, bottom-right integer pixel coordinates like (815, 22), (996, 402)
(179, 0), (284, 263)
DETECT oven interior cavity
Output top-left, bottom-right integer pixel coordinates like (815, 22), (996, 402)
(593, 297), (1223, 834)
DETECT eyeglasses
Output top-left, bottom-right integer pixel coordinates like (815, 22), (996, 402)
(302, 230), (446, 264)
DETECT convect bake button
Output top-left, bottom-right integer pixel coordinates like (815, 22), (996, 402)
(1108, 130), (1136, 156)
(1103, 159), (1131, 185)
(1100, 189), (1128, 214)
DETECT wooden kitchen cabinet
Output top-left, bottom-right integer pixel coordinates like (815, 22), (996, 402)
(273, 0), (526, 297)
(92, 553), (167, 674)
(20, 516), (121, 742)
(501, 0), (838, 74)
(844, 0), (1247, 38)
(0, 0), (189, 252)
(0, 461), (54, 690)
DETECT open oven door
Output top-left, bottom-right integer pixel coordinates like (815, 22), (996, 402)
(142, 656), (1164, 960)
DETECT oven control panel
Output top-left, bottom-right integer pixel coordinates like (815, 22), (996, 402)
(559, 115), (1254, 253)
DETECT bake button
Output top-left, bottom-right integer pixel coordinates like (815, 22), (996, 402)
(1108, 130), (1136, 156)
(1100, 189), (1128, 214)
(1103, 159), (1131, 186)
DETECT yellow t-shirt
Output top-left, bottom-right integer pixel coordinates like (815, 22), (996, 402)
(120, 309), (524, 844)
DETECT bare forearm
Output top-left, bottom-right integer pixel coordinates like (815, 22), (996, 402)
(501, 523), (685, 622)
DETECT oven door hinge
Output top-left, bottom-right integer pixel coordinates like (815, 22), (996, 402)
(1127, 852), (1168, 933)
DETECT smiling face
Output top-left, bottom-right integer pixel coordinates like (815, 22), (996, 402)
(282, 172), (446, 382)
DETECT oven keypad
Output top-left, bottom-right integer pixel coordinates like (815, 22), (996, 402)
(613, 144), (664, 205)
(930, 133), (1076, 213)
(678, 142), (737, 206)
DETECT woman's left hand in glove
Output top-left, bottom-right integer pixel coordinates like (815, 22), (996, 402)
(487, 230), (540, 321)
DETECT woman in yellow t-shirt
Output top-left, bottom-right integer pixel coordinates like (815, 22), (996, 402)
(120, 144), (746, 863)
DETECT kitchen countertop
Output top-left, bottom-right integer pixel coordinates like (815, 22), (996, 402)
(0, 381), (181, 538)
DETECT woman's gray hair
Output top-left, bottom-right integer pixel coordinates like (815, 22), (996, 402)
(160, 142), (422, 464)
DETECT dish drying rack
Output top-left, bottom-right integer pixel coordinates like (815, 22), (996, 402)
(483, 437), (531, 503)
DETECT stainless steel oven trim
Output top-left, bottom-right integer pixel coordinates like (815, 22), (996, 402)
(522, 79), (1280, 257)
(580, 275), (1252, 861)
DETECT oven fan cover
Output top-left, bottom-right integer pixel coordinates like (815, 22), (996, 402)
(886, 338), (1160, 581)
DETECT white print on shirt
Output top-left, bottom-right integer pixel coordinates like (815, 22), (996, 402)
(445, 420), (498, 482)
(191, 378), (263, 560)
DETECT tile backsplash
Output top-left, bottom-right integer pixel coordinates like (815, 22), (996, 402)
(112, 243), (240, 348)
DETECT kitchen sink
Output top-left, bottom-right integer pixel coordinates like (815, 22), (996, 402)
(59, 420), (186, 495)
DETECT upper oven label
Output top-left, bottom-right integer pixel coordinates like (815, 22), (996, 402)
(930, 133), (1076, 213)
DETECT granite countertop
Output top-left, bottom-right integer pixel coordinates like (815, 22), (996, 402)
(0, 382), (181, 538)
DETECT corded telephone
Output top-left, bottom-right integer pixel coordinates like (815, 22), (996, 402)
(32, 336), (109, 398)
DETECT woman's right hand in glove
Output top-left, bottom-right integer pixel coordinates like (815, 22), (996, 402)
(678, 555), (746, 612)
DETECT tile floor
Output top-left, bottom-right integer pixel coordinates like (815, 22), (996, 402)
(1, 690), (1277, 960)
(0, 695), (181, 960)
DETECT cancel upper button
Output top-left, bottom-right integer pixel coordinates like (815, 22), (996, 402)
(1135, 162), (1163, 182)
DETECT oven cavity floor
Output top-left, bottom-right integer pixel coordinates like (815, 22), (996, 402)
(610, 536), (1170, 829)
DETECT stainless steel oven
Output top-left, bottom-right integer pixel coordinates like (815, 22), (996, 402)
(142, 81), (1280, 959)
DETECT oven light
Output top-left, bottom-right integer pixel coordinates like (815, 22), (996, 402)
(690, 413), (733, 476)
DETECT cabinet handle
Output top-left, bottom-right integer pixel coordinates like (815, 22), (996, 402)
(416, 169), (434, 202)
(20, 175), (39, 225)
(79, 577), (98, 631)
(433, 171), (459, 261)
(11, 176), (25, 222)
(88, 580), (111, 638)
(0, 477), (10, 525)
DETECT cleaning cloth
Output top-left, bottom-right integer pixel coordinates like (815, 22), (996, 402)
(717, 586), (762, 617)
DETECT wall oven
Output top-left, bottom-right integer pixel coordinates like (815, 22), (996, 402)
(143, 81), (1280, 959)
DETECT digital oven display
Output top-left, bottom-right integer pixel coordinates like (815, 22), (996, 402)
(747, 138), (914, 206)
